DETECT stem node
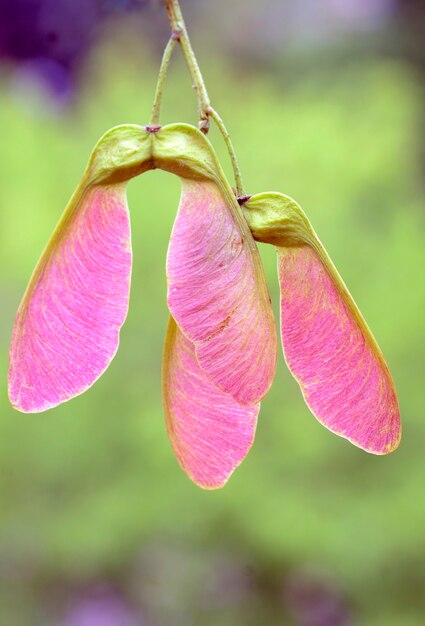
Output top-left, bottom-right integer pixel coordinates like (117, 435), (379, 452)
(171, 28), (182, 41)
(198, 118), (210, 134)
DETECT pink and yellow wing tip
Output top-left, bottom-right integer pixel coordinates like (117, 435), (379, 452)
(163, 316), (259, 489)
(303, 386), (402, 455)
(277, 245), (401, 455)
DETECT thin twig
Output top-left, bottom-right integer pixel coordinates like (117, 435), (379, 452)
(209, 108), (244, 197)
(149, 36), (177, 126)
(162, 0), (246, 196)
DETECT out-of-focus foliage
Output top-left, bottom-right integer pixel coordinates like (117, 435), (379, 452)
(0, 8), (424, 626)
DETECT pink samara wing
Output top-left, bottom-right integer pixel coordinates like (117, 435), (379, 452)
(242, 191), (401, 454)
(278, 244), (400, 454)
(163, 316), (259, 489)
(167, 180), (277, 406)
(9, 183), (132, 412)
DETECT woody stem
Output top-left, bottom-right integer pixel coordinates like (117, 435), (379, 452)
(163, 0), (245, 197)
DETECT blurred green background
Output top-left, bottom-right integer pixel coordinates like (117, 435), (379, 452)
(0, 1), (424, 625)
